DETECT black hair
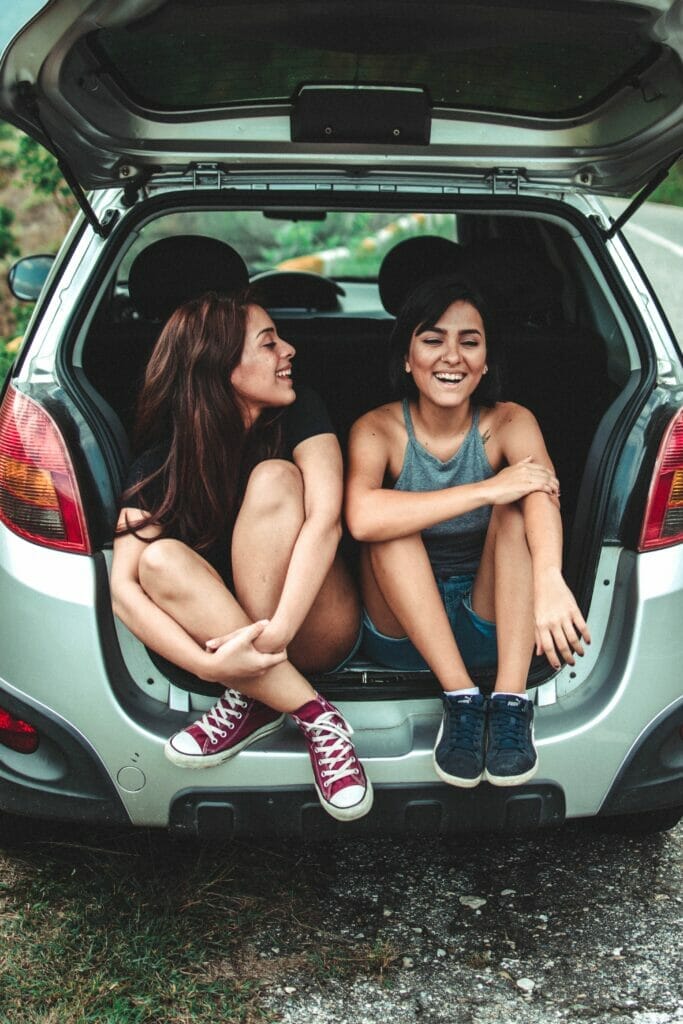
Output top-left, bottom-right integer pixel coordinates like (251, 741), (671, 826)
(388, 274), (501, 407)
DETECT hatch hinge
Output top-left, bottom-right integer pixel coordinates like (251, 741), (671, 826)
(602, 151), (683, 240)
(487, 169), (523, 195)
(16, 82), (118, 239)
(192, 163), (224, 189)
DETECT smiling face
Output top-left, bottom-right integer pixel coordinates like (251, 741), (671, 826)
(230, 304), (296, 424)
(405, 300), (487, 412)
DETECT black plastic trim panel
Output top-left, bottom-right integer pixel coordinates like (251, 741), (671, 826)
(169, 782), (565, 838)
(599, 700), (683, 817)
(0, 687), (129, 825)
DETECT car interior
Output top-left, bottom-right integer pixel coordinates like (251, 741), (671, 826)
(77, 205), (630, 694)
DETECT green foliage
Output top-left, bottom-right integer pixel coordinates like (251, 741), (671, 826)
(650, 159), (683, 206)
(255, 212), (378, 271)
(15, 134), (74, 218)
(0, 204), (18, 261)
(0, 343), (13, 385)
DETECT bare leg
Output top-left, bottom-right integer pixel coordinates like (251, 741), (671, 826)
(361, 536), (473, 691)
(232, 460), (360, 672)
(138, 538), (314, 712)
(470, 502), (535, 694)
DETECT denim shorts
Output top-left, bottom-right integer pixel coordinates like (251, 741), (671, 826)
(361, 573), (497, 672)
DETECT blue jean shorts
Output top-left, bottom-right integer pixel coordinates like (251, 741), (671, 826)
(361, 573), (497, 672)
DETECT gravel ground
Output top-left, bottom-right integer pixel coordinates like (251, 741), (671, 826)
(256, 821), (682, 1024)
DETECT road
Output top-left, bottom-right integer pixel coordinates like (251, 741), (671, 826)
(603, 198), (683, 342)
(260, 822), (682, 1024)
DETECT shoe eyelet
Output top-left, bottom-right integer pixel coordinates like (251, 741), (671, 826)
(218, 730), (227, 738)
(227, 723), (235, 730)
(236, 712), (243, 719)
(211, 739), (218, 745)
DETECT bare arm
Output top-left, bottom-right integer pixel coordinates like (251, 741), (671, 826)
(111, 511), (285, 682)
(344, 410), (560, 543)
(255, 433), (344, 653)
(499, 404), (591, 667)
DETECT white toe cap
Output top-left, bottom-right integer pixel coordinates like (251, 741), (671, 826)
(330, 784), (366, 809)
(169, 731), (203, 756)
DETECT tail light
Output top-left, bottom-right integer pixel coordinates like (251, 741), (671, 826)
(0, 385), (91, 553)
(639, 408), (683, 551)
(0, 707), (39, 754)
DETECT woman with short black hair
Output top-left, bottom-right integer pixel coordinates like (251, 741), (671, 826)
(345, 275), (589, 789)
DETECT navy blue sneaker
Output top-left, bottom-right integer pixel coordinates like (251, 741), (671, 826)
(433, 692), (487, 788)
(485, 695), (538, 786)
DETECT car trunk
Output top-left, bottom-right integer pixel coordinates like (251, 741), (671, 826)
(66, 188), (652, 711)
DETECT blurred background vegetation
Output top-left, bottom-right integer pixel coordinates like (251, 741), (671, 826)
(0, 117), (682, 387)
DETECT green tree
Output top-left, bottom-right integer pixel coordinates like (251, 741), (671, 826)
(15, 135), (75, 221)
(0, 205), (18, 261)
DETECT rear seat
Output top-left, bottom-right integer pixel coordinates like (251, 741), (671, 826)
(84, 233), (610, 521)
(83, 236), (249, 435)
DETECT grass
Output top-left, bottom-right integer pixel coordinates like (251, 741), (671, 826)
(0, 821), (398, 1023)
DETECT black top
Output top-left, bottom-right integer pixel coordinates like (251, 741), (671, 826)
(120, 385), (334, 584)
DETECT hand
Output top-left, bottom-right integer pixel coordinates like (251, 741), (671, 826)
(203, 620), (287, 682)
(487, 457), (560, 506)
(534, 569), (592, 670)
(253, 619), (291, 656)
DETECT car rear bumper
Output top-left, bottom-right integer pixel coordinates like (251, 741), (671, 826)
(1, 526), (682, 832)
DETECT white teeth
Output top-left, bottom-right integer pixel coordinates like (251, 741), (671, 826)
(276, 369), (292, 378)
(435, 372), (464, 382)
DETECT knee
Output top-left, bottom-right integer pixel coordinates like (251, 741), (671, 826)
(138, 538), (191, 600)
(241, 459), (304, 518)
(490, 501), (525, 537)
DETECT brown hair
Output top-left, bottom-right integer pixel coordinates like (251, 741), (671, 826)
(119, 290), (283, 550)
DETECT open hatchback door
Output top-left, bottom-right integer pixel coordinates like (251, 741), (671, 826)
(0, 0), (682, 195)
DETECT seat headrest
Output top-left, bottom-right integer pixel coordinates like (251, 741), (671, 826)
(378, 236), (465, 315)
(467, 240), (564, 323)
(128, 236), (249, 321)
(249, 270), (344, 312)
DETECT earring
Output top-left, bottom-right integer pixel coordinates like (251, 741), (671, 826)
(405, 362), (411, 374)
(483, 365), (489, 375)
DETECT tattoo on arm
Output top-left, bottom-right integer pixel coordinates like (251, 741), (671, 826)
(481, 429), (491, 445)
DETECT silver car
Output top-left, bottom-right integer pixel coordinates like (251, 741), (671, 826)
(0, 0), (681, 837)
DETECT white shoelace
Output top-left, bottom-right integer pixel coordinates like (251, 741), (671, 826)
(300, 711), (360, 789)
(196, 689), (248, 744)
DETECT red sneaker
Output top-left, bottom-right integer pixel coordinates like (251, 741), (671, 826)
(292, 694), (373, 821)
(164, 689), (284, 768)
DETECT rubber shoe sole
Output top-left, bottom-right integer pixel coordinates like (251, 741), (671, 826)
(164, 713), (285, 768)
(484, 759), (539, 787)
(432, 717), (484, 789)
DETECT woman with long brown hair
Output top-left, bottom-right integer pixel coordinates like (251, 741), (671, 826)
(111, 291), (372, 822)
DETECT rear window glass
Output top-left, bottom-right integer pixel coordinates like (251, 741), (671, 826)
(117, 211), (457, 283)
(89, 0), (659, 118)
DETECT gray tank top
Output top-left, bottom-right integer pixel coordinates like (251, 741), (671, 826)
(394, 400), (495, 578)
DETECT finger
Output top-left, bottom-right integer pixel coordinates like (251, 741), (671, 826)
(573, 612), (591, 645)
(534, 625), (543, 657)
(240, 620), (270, 643)
(538, 626), (562, 670)
(259, 650), (287, 669)
(550, 624), (577, 666)
(205, 633), (230, 649)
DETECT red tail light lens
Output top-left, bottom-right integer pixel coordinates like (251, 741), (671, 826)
(0, 707), (39, 754)
(0, 386), (91, 553)
(639, 408), (683, 551)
